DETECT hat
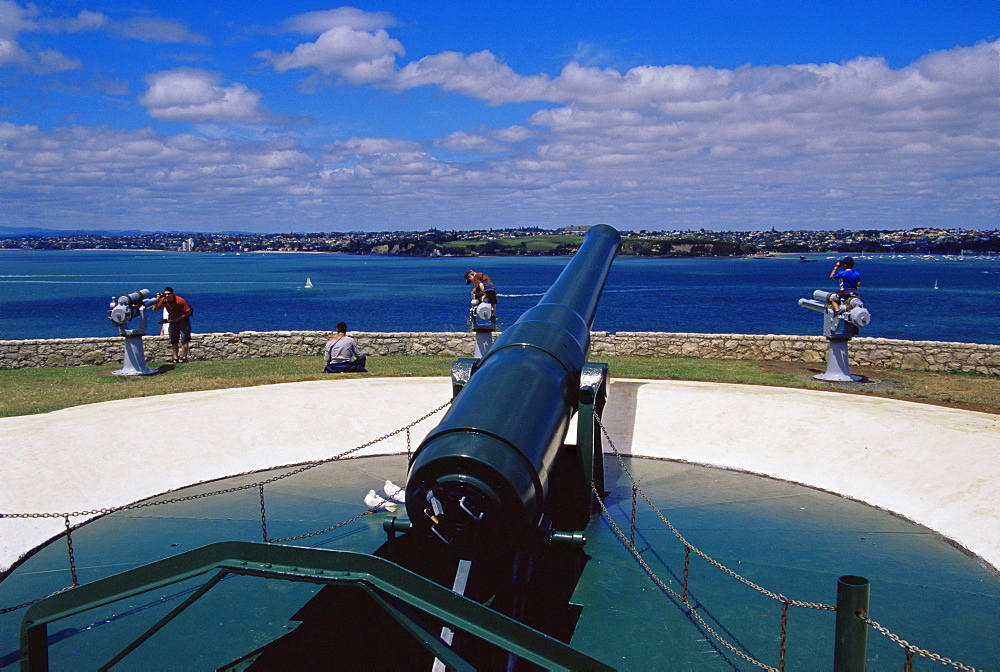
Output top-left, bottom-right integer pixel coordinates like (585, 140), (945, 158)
(464, 270), (474, 284)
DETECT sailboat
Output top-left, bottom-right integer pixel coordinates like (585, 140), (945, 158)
(304, 277), (313, 288)
(934, 279), (939, 290)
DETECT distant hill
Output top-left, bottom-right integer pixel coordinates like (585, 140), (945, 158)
(0, 226), (253, 238)
(0, 226), (149, 237)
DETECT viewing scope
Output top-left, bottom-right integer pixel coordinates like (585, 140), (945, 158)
(798, 289), (871, 329)
(109, 289), (157, 328)
(107, 288), (158, 375)
(797, 288), (872, 382)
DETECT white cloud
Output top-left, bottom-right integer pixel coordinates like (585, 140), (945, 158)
(395, 51), (553, 104)
(283, 7), (397, 35)
(257, 11), (403, 84)
(110, 17), (209, 44)
(139, 69), (270, 123)
(0, 1), (81, 73)
(1, 2), (206, 75)
(2, 15), (998, 232)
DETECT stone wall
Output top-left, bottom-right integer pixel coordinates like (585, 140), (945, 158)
(1, 331), (998, 375)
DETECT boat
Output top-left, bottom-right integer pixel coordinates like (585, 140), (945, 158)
(800, 255), (817, 263)
(304, 277), (313, 288)
(934, 279), (939, 289)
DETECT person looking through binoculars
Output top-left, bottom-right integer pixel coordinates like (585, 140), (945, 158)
(153, 286), (193, 364)
(828, 257), (861, 313)
(464, 269), (497, 324)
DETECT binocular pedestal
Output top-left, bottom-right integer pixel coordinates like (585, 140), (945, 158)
(108, 289), (159, 376)
(114, 333), (157, 376)
(798, 289), (871, 383)
(815, 334), (862, 382)
(473, 328), (494, 359)
(469, 297), (496, 358)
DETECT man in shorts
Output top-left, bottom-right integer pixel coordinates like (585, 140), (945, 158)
(153, 286), (193, 363)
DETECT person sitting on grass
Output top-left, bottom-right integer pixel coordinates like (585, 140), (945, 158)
(324, 322), (368, 373)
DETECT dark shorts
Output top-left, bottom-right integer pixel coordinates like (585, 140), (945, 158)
(324, 355), (367, 373)
(168, 319), (192, 345)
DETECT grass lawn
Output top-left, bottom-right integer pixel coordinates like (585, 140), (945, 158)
(2, 355), (998, 418)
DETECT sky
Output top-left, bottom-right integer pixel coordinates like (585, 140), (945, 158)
(1, 1), (998, 234)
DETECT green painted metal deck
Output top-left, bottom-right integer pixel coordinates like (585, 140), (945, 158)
(2, 454), (997, 670)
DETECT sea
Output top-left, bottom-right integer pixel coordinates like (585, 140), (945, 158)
(1, 250), (998, 345)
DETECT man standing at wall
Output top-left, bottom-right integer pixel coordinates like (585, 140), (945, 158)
(153, 286), (193, 364)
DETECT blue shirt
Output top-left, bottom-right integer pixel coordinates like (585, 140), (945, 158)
(833, 269), (860, 291)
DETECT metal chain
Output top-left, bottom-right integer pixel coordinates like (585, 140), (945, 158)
(266, 510), (375, 544)
(859, 611), (980, 671)
(779, 599), (789, 672)
(0, 399), (451, 521)
(594, 409), (983, 672)
(63, 516), (78, 587)
(0, 399), (452, 615)
(629, 485), (637, 547)
(0, 585), (75, 615)
(259, 485), (268, 542)
(592, 483), (777, 671)
(681, 545), (690, 603)
(595, 411), (836, 611)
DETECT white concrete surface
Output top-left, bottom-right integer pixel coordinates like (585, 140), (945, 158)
(2, 377), (998, 574)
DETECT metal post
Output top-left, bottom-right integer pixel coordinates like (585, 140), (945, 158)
(833, 575), (869, 672)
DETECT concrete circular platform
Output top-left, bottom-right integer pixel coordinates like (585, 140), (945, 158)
(2, 377), (998, 575)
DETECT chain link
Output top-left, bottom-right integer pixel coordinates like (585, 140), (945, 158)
(266, 510), (376, 544)
(1, 400), (451, 521)
(592, 482), (777, 671)
(259, 485), (268, 543)
(594, 412), (835, 611)
(859, 611), (980, 671)
(1, 399), (451, 614)
(594, 409), (984, 672)
(778, 599), (789, 672)
(63, 516), (78, 587)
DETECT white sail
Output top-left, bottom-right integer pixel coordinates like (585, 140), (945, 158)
(304, 277), (313, 288)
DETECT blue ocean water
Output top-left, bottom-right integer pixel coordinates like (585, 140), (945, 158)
(1, 250), (998, 344)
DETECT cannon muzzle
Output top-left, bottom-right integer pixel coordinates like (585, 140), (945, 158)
(406, 224), (621, 556)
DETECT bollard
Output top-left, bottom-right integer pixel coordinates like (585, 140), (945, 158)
(833, 575), (870, 671)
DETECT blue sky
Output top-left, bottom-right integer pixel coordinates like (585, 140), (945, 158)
(1, 1), (997, 233)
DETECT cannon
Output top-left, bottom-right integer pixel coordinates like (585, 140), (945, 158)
(108, 289), (159, 375)
(406, 224), (621, 557)
(798, 289), (872, 381)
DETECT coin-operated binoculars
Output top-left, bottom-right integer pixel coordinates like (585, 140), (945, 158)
(798, 290), (871, 381)
(468, 292), (496, 358)
(108, 289), (159, 375)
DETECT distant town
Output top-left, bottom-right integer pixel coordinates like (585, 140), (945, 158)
(2, 226), (998, 257)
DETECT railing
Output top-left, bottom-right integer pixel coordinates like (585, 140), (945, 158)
(19, 542), (611, 672)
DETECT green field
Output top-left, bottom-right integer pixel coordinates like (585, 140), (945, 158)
(2, 355), (997, 418)
(439, 234), (583, 254)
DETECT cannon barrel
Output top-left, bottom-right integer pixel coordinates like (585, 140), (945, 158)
(406, 224), (621, 556)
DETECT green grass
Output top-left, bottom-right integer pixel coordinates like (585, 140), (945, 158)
(1, 355), (998, 418)
(439, 235), (583, 253)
